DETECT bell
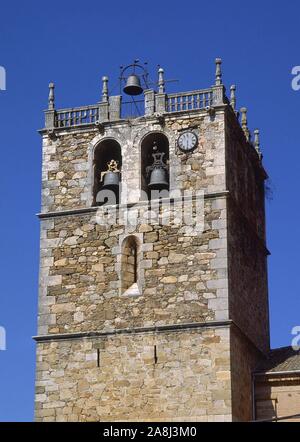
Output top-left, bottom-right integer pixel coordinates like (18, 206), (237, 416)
(148, 167), (168, 190)
(123, 74), (143, 96)
(102, 171), (120, 189)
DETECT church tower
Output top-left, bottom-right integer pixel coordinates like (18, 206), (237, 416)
(35, 59), (269, 421)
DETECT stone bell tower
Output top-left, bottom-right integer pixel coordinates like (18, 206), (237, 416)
(35, 59), (269, 422)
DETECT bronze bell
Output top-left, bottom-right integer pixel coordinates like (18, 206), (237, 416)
(102, 170), (120, 189)
(146, 146), (169, 191)
(101, 159), (120, 190)
(123, 74), (143, 96)
(148, 167), (168, 190)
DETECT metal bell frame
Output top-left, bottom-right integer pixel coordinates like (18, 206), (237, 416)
(120, 60), (149, 96)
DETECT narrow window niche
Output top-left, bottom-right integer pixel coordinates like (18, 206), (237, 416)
(121, 235), (141, 297)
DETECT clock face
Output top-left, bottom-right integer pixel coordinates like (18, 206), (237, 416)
(177, 131), (198, 152)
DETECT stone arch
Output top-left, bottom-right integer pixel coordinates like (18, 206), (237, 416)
(87, 132), (127, 207)
(140, 131), (170, 199)
(131, 125), (178, 198)
(89, 137), (122, 206)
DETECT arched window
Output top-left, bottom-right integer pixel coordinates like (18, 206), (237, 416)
(93, 139), (122, 206)
(141, 132), (169, 200)
(121, 236), (140, 296)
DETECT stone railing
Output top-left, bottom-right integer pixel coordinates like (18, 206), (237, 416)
(42, 59), (262, 160)
(56, 105), (99, 128)
(166, 89), (213, 113)
(44, 59), (234, 130)
(44, 85), (227, 130)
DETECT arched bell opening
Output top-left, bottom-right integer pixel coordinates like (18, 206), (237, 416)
(141, 132), (169, 200)
(93, 139), (122, 206)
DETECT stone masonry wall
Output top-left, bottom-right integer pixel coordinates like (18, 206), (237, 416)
(37, 108), (232, 421)
(38, 196), (229, 336)
(225, 111), (270, 354)
(41, 112), (226, 212)
(227, 198), (269, 353)
(36, 104), (270, 421)
(230, 326), (262, 421)
(225, 111), (266, 240)
(255, 375), (300, 421)
(35, 327), (232, 422)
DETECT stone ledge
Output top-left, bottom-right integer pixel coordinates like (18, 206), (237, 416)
(37, 190), (230, 219)
(33, 319), (233, 342)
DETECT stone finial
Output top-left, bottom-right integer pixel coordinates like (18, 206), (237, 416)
(102, 76), (109, 102)
(240, 107), (250, 141)
(215, 58), (222, 86)
(158, 67), (165, 94)
(48, 82), (55, 110)
(240, 107), (247, 127)
(230, 85), (236, 111)
(254, 129), (263, 160)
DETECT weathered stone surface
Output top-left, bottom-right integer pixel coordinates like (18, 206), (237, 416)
(37, 196), (226, 336)
(36, 101), (270, 423)
(35, 328), (232, 422)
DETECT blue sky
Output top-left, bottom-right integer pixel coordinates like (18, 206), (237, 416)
(0, 0), (299, 422)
